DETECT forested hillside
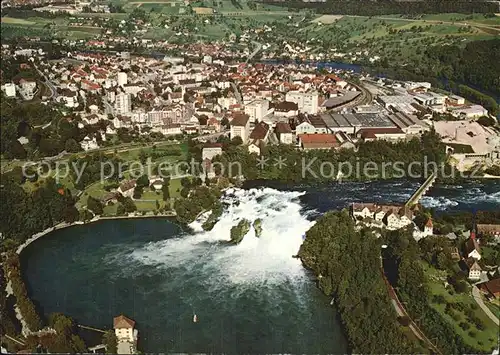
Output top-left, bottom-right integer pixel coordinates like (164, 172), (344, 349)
(425, 39), (500, 97)
(298, 211), (421, 353)
(259, 0), (498, 15)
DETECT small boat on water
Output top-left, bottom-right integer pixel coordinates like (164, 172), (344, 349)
(193, 314), (198, 323)
(330, 297), (335, 305)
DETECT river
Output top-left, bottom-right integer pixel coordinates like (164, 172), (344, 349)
(21, 179), (500, 352)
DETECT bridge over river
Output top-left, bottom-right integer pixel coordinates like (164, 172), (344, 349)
(405, 172), (438, 207)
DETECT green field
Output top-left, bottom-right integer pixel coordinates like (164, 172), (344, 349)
(290, 14), (500, 63)
(423, 263), (498, 352)
(100, 176), (182, 216)
(0, 17), (36, 25)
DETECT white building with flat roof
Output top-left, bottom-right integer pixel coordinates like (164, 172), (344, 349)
(114, 93), (132, 115)
(434, 120), (499, 170)
(245, 99), (270, 122)
(449, 105), (488, 119)
(285, 91), (319, 114)
(117, 72), (128, 87)
(3, 83), (16, 97)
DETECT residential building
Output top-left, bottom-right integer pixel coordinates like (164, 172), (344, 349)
(463, 258), (482, 280)
(245, 99), (270, 122)
(150, 180), (163, 190)
(18, 79), (37, 100)
(159, 124), (182, 136)
(450, 247), (461, 261)
(117, 72), (128, 86)
(118, 180), (136, 198)
(477, 278), (500, 300)
(477, 224), (500, 241)
(230, 113), (250, 144)
(351, 203), (413, 231)
(113, 314), (138, 355)
(203, 55), (212, 64)
(3, 83), (16, 97)
(59, 90), (79, 108)
(464, 235), (481, 260)
(247, 121), (270, 155)
(114, 93), (132, 115)
(273, 101), (298, 117)
(81, 136), (98, 151)
(286, 91), (319, 114)
(274, 122), (293, 145)
(413, 218), (433, 241)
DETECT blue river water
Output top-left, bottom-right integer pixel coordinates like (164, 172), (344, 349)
(21, 179), (499, 352)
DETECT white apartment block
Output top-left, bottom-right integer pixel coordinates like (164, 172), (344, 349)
(117, 72), (128, 86)
(230, 114), (250, 144)
(245, 99), (270, 122)
(286, 91), (319, 114)
(3, 83), (16, 97)
(114, 93), (132, 115)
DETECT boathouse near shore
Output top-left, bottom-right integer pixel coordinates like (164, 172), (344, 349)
(113, 315), (138, 354)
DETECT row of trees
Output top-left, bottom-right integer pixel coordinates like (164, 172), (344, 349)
(3, 252), (43, 332)
(209, 130), (447, 182)
(298, 210), (420, 353)
(0, 266), (21, 338)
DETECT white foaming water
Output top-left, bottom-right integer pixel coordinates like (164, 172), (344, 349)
(129, 187), (316, 287)
(463, 189), (500, 204)
(421, 196), (459, 209)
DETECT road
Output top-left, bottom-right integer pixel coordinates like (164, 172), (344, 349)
(104, 99), (114, 115)
(230, 82), (243, 105)
(380, 264), (442, 355)
(245, 40), (263, 65)
(472, 286), (500, 326)
(34, 63), (57, 99)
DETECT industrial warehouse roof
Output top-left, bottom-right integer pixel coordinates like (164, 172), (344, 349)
(320, 112), (395, 129)
(298, 133), (338, 149)
(321, 91), (361, 108)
